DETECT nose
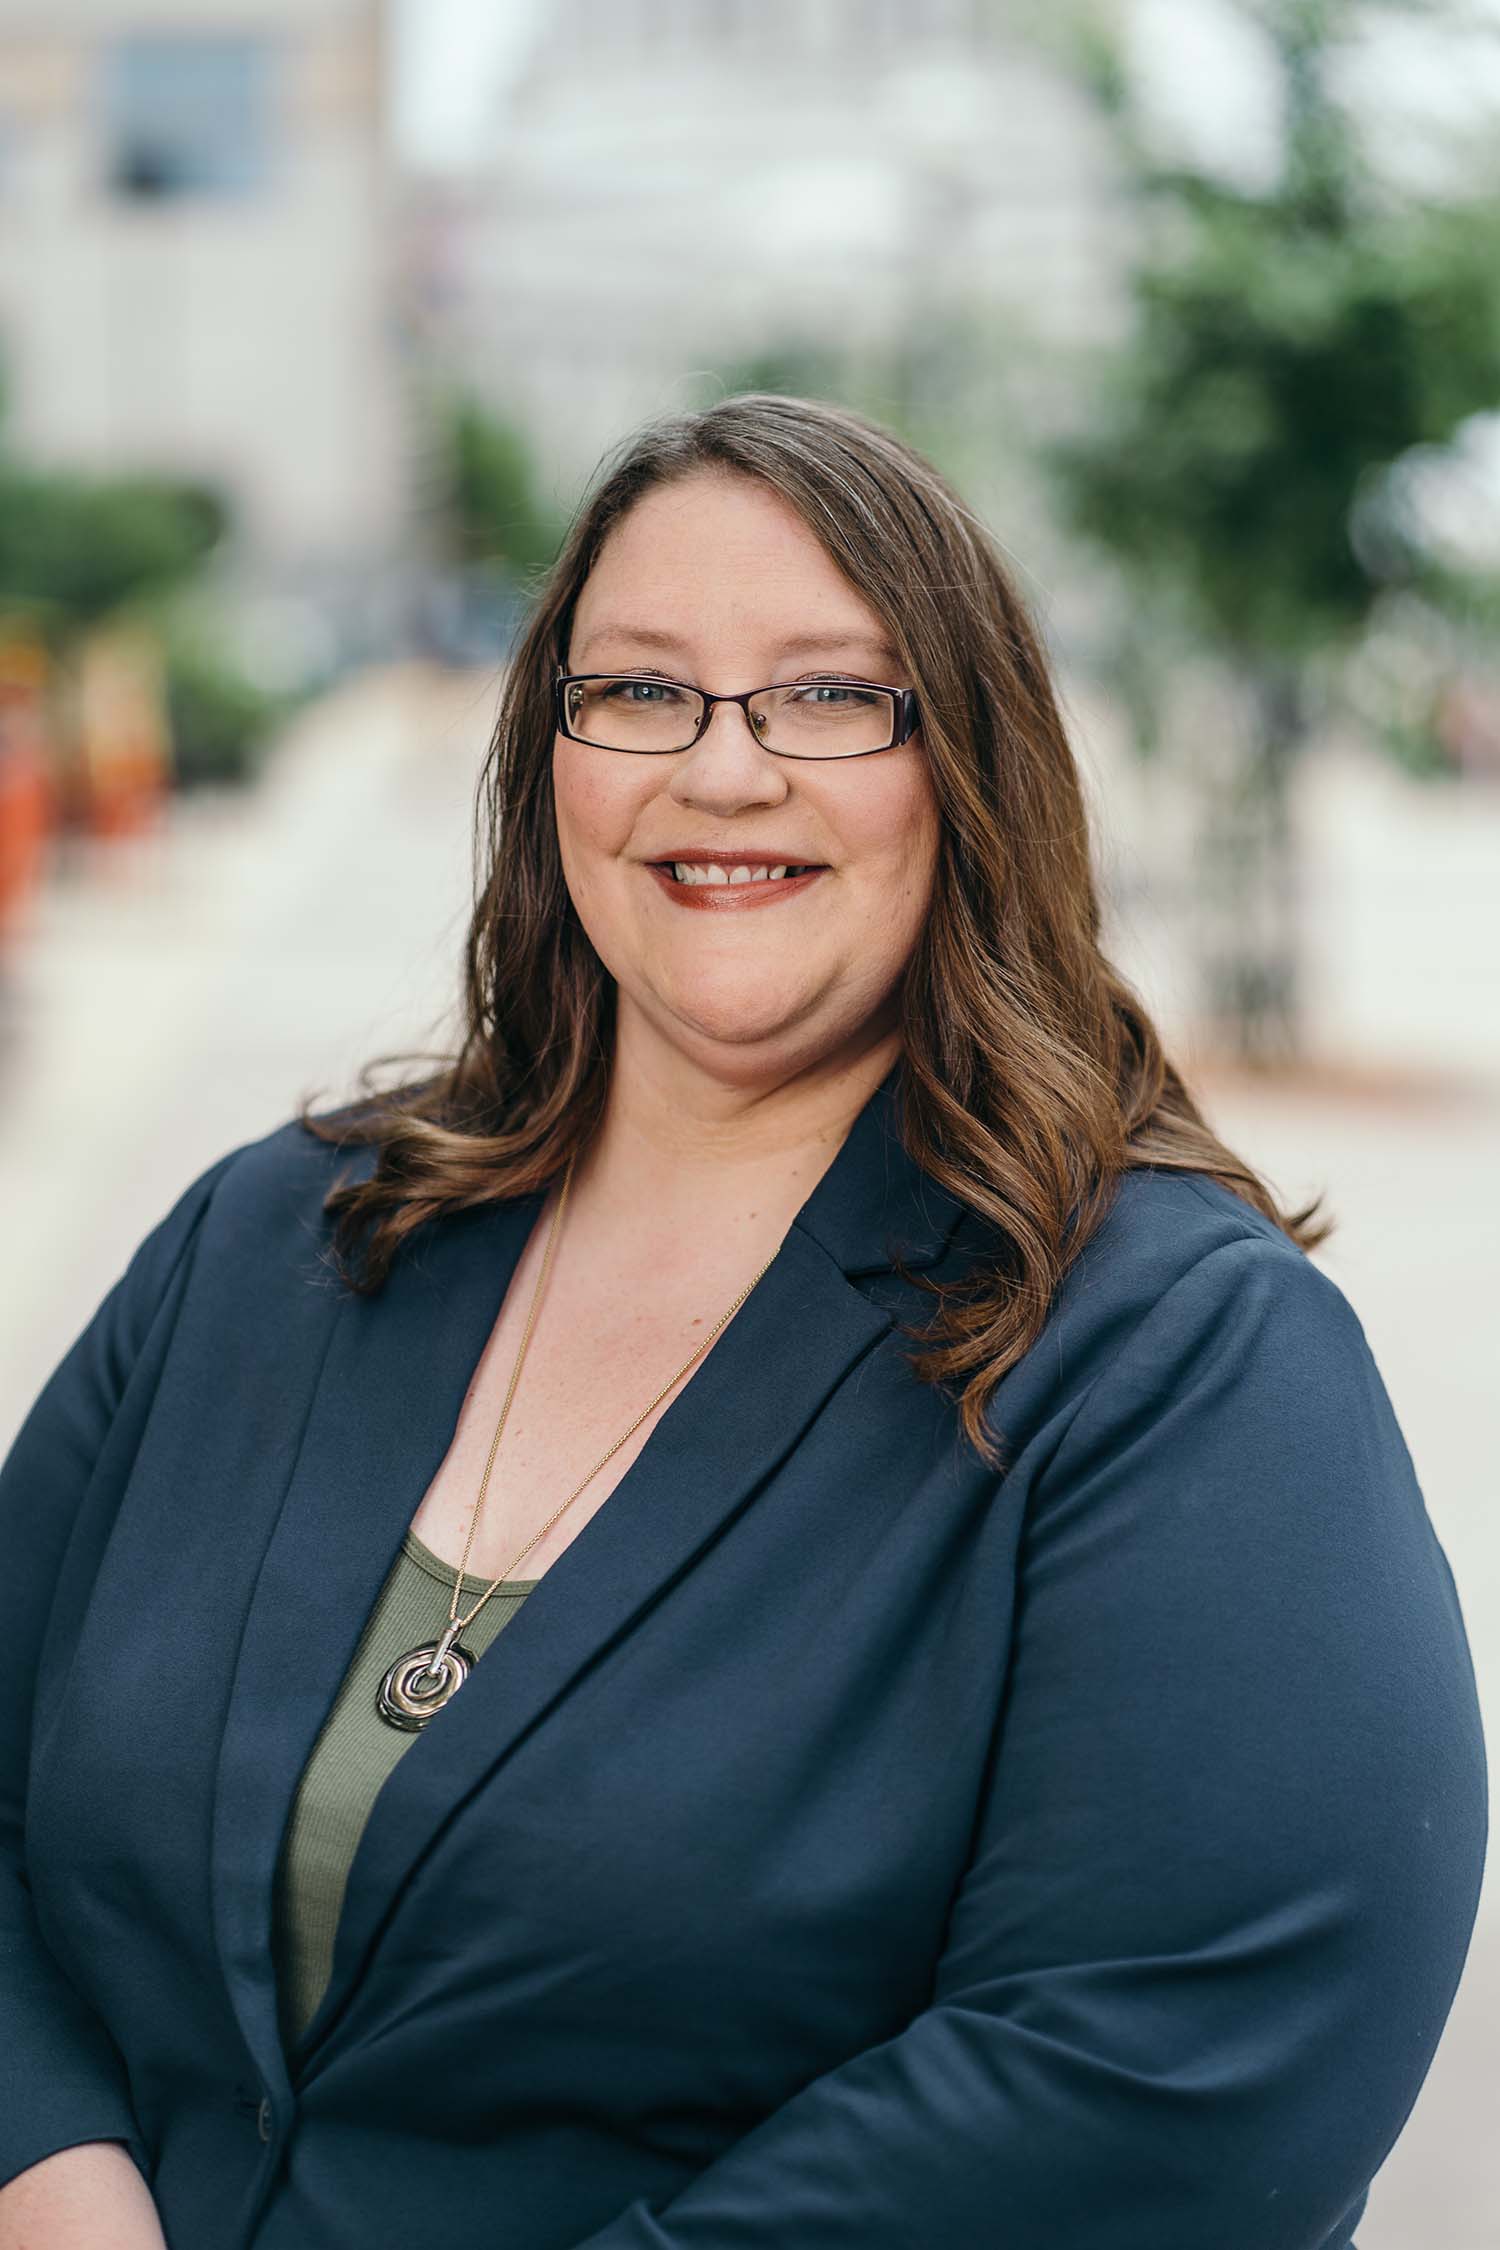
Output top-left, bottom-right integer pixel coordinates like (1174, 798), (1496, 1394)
(667, 697), (790, 815)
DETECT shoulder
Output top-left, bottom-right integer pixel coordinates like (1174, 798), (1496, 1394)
(192, 1108), (374, 1241)
(1066, 1161), (1347, 1349)
(978, 1163), (1371, 1463)
(126, 1109), (375, 1316)
(23, 1116), (365, 1445)
(1072, 1160), (1298, 1292)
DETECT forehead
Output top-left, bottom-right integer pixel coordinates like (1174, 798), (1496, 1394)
(572, 621), (905, 675)
(571, 473), (902, 673)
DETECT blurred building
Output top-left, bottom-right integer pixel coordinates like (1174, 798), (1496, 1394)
(0, 0), (411, 660)
(401, 0), (1131, 508)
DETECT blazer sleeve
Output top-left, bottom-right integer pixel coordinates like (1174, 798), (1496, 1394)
(572, 1237), (1488, 2250)
(0, 1153), (235, 2194)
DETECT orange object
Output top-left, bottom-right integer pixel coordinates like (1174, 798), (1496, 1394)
(74, 624), (172, 839)
(0, 637), (59, 942)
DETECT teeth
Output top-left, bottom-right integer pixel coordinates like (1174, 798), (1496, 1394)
(668, 862), (810, 885)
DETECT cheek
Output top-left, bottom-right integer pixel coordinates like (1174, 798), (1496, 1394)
(552, 744), (652, 899)
(841, 765), (941, 933)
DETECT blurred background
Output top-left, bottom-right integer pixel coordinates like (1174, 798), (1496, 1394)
(0, 0), (1496, 2237)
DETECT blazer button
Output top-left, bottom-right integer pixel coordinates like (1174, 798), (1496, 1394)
(256, 2096), (273, 2144)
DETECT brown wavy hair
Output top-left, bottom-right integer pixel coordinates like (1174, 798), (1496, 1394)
(300, 391), (1331, 1462)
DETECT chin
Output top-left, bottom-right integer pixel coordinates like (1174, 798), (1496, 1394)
(645, 950), (807, 1021)
(671, 1004), (818, 1057)
(653, 978), (828, 1063)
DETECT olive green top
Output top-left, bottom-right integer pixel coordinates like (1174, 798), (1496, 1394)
(271, 1528), (537, 2054)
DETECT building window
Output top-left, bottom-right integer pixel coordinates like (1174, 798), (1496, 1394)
(102, 35), (273, 200)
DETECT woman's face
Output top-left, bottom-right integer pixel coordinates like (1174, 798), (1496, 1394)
(554, 471), (941, 1087)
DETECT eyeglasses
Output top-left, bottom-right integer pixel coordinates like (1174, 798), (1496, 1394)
(553, 666), (921, 761)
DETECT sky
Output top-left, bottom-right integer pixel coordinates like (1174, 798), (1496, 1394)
(391, 0), (542, 172)
(391, 0), (1500, 179)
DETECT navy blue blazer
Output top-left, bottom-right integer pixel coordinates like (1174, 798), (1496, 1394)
(1, 1076), (1486, 2249)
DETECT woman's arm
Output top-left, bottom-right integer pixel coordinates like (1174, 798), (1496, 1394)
(0, 2142), (168, 2250)
(0, 1153), (236, 2199)
(571, 1238), (1487, 2250)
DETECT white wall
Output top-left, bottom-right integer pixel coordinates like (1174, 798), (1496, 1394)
(0, 0), (409, 571)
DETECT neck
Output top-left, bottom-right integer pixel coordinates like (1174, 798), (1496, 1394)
(571, 1007), (902, 1236)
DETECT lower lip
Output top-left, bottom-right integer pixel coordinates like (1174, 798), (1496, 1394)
(646, 865), (826, 911)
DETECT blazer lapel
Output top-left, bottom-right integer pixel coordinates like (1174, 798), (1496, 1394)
(209, 1182), (544, 2109)
(211, 1072), (969, 2101)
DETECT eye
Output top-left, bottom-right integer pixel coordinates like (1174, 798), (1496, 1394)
(791, 681), (880, 708)
(601, 675), (690, 706)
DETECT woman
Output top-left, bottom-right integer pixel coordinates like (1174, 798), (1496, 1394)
(0, 394), (1484, 2250)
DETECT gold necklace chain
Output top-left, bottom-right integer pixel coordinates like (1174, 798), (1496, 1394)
(445, 1149), (779, 1642)
(378, 1151), (782, 1731)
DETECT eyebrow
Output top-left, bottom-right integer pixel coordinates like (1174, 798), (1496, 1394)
(576, 623), (904, 673)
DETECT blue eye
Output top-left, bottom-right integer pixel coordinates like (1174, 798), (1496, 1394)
(602, 677), (687, 706)
(793, 683), (878, 708)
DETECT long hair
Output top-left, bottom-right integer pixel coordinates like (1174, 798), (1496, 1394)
(300, 392), (1331, 1461)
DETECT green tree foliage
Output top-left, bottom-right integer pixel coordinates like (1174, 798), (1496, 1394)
(0, 346), (295, 790)
(159, 627), (294, 790)
(438, 393), (564, 582)
(1049, 0), (1500, 1059)
(0, 464), (226, 642)
(1055, 22), (1500, 659)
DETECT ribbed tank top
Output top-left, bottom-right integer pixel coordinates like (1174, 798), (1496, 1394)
(271, 1529), (537, 2054)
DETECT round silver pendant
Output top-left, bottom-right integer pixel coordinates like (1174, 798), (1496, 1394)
(376, 1639), (477, 1732)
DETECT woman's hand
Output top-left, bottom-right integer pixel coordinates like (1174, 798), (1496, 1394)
(0, 2140), (169, 2249)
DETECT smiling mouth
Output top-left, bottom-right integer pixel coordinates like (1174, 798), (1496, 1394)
(644, 857), (827, 909)
(658, 861), (820, 887)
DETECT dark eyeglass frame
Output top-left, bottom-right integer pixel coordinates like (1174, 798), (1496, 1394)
(553, 665), (921, 761)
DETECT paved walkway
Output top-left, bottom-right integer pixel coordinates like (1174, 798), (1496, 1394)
(0, 662), (1494, 2245)
(1188, 1063), (1499, 2250)
(0, 660), (494, 1414)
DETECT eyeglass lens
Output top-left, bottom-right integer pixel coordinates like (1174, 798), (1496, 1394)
(565, 676), (897, 758)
